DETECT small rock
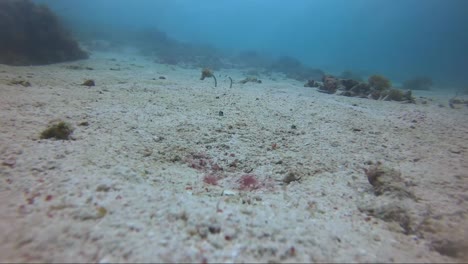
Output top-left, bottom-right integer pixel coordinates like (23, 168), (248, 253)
(96, 184), (111, 192)
(282, 171), (302, 184)
(82, 79), (95, 87)
(142, 148), (153, 157)
(153, 136), (164, 142)
(222, 189), (237, 196)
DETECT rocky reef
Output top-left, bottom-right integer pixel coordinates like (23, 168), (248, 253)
(306, 74), (414, 103)
(0, 0), (88, 65)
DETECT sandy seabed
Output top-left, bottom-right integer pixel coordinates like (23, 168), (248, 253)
(0, 50), (467, 263)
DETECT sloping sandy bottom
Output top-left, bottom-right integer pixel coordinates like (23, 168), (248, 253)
(1, 51), (467, 263)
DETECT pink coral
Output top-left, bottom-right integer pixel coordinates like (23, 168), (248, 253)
(237, 174), (259, 191)
(203, 174), (219, 186)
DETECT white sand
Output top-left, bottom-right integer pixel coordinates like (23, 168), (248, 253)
(1, 51), (467, 263)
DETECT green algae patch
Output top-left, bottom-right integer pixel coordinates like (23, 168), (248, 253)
(40, 121), (74, 140)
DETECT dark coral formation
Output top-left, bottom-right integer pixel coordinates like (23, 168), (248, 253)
(342, 82), (371, 97)
(340, 79), (359, 90)
(0, 0), (88, 65)
(319, 75), (339, 94)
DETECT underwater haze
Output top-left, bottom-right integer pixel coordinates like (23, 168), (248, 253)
(35, 0), (468, 88)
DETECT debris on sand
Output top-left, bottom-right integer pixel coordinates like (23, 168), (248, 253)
(364, 161), (415, 199)
(239, 76), (262, 84)
(8, 79), (31, 87)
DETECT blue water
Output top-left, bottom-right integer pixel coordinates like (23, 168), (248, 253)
(35, 0), (468, 88)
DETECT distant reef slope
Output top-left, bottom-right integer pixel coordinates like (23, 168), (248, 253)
(0, 0), (88, 65)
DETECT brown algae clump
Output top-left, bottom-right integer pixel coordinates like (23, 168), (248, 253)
(40, 121), (74, 140)
(368, 74), (391, 90)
